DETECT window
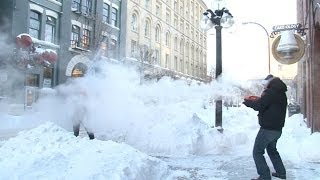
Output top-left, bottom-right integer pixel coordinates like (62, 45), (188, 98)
(155, 49), (160, 65)
(166, 10), (171, 24)
(26, 74), (39, 87)
(174, 15), (178, 29)
(131, 13), (138, 31)
(29, 11), (41, 39)
(165, 32), (170, 47)
(174, 0), (178, 12)
(156, 2), (161, 16)
(82, 29), (90, 49)
(45, 16), (56, 43)
(145, 19), (151, 37)
(180, 0), (184, 15)
(180, 39), (184, 54)
(186, 24), (189, 35)
(155, 25), (160, 43)
(191, 28), (194, 39)
(82, 0), (92, 15)
(131, 40), (137, 57)
(174, 56), (178, 70)
(71, 25), (80, 47)
(165, 54), (169, 68)
(103, 3), (110, 24)
(185, 42), (189, 60)
(174, 37), (178, 50)
(191, 45), (194, 61)
(72, 0), (81, 12)
(180, 20), (184, 32)
(180, 58), (184, 72)
(185, 61), (189, 74)
(43, 67), (53, 88)
(111, 7), (118, 27)
(145, 0), (151, 8)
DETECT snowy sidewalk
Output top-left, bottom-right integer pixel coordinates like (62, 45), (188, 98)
(158, 155), (320, 180)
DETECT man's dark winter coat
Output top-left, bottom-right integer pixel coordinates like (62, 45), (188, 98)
(243, 77), (288, 130)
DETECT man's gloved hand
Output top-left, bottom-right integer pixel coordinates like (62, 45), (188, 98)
(243, 96), (259, 107)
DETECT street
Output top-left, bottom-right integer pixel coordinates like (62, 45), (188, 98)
(158, 155), (320, 180)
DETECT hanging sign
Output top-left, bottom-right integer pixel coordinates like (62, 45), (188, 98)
(271, 32), (305, 64)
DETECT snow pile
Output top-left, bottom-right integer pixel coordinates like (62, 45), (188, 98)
(0, 122), (169, 180)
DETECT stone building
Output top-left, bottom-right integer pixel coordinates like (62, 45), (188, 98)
(0, 0), (122, 110)
(120, 0), (208, 81)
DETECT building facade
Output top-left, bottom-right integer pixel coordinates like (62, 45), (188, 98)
(120, 0), (208, 81)
(0, 0), (122, 109)
(0, 0), (62, 108)
(297, 0), (320, 132)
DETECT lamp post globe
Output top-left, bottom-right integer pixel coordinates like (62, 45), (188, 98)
(200, 3), (234, 132)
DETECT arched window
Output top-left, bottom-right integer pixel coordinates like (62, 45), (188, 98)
(165, 31), (170, 47)
(191, 45), (194, 61)
(191, 45), (194, 76)
(29, 10), (41, 39)
(131, 13), (138, 31)
(155, 25), (161, 43)
(174, 36), (178, 50)
(180, 39), (184, 55)
(185, 42), (189, 58)
(144, 19), (151, 37)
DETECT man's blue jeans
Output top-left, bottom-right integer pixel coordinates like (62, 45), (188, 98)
(253, 128), (286, 179)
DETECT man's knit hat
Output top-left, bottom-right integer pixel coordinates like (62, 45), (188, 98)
(264, 74), (274, 80)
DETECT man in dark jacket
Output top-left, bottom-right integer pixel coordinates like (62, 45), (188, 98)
(243, 74), (287, 180)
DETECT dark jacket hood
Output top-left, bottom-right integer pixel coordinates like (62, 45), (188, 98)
(267, 77), (287, 93)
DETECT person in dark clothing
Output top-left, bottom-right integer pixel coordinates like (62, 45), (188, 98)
(243, 74), (287, 180)
(57, 79), (95, 140)
(72, 103), (95, 140)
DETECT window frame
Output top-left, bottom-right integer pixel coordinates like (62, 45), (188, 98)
(45, 16), (56, 43)
(71, 25), (80, 48)
(103, 3), (110, 24)
(29, 10), (41, 39)
(82, 28), (90, 49)
(111, 7), (118, 27)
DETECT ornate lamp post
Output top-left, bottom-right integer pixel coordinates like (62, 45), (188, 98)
(242, 22), (271, 74)
(201, 2), (234, 132)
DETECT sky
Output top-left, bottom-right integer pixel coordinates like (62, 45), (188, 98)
(203, 0), (297, 80)
(0, 61), (320, 179)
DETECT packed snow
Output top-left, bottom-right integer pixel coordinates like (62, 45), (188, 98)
(0, 61), (319, 179)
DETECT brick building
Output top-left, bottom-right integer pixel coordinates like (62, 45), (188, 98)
(297, 0), (320, 132)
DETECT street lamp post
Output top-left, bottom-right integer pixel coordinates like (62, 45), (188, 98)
(242, 22), (271, 74)
(201, 5), (234, 132)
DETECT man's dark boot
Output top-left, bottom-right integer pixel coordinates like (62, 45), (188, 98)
(272, 172), (286, 179)
(88, 133), (95, 140)
(73, 124), (80, 137)
(251, 176), (262, 180)
(251, 176), (271, 180)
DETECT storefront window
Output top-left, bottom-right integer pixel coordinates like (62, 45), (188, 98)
(43, 67), (53, 88)
(25, 74), (39, 87)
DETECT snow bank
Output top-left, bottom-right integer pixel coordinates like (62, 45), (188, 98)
(0, 122), (169, 180)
